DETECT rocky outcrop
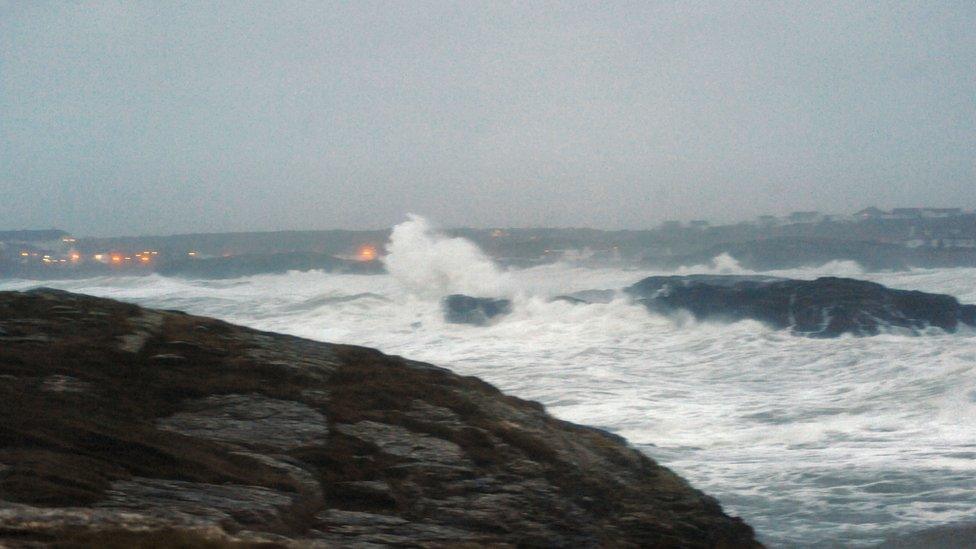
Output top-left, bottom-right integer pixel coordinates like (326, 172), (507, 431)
(626, 275), (976, 337)
(552, 289), (617, 305)
(442, 294), (512, 325)
(0, 288), (759, 547)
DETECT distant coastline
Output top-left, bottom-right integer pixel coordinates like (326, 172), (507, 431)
(3, 208), (976, 279)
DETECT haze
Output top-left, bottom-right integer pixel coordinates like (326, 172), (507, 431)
(2, 1), (974, 237)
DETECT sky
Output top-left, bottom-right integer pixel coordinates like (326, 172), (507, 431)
(1, 1), (974, 237)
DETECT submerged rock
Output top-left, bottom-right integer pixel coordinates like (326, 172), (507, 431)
(551, 289), (617, 305)
(626, 275), (976, 337)
(442, 294), (512, 325)
(0, 288), (760, 547)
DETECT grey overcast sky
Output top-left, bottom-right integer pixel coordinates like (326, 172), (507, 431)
(1, 1), (974, 236)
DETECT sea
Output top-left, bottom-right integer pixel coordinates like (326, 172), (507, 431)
(3, 216), (975, 547)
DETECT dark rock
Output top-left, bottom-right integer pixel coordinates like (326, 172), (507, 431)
(148, 353), (186, 363)
(0, 289), (761, 547)
(626, 275), (976, 337)
(961, 305), (976, 326)
(39, 375), (92, 394)
(551, 295), (589, 305)
(442, 294), (512, 325)
(163, 340), (212, 352)
(25, 288), (79, 300)
(0, 334), (52, 343)
(95, 477), (297, 529)
(552, 289), (617, 304)
(47, 305), (82, 315)
(157, 393), (330, 451)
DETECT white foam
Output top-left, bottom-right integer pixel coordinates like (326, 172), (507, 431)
(383, 214), (510, 298)
(674, 252), (867, 279)
(682, 251), (746, 274)
(4, 241), (976, 547)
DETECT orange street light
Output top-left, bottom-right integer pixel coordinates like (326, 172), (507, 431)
(357, 244), (378, 261)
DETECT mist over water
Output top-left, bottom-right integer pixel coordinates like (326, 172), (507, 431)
(3, 216), (975, 547)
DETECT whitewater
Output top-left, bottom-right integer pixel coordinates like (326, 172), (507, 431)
(3, 217), (975, 547)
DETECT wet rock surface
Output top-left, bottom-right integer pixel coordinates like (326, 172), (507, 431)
(158, 393), (330, 451)
(626, 275), (976, 337)
(442, 294), (512, 325)
(552, 289), (617, 305)
(0, 288), (760, 547)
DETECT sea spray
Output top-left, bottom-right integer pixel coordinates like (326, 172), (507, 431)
(383, 214), (510, 299)
(676, 252), (867, 279)
(4, 260), (976, 546)
(677, 252), (746, 275)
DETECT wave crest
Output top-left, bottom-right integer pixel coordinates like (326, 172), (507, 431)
(383, 214), (509, 299)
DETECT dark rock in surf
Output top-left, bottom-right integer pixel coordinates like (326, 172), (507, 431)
(961, 304), (976, 326)
(442, 294), (512, 325)
(0, 289), (760, 547)
(551, 289), (617, 305)
(550, 295), (589, 305)
(625, 275), (976, 338)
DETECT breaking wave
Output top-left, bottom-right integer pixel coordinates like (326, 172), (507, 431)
(675, 252), (867, 279)
(3, 230), (976, 547)
(383, 214), (510, 298)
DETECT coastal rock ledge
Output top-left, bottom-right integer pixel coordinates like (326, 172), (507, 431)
(0, 289), (759, 548)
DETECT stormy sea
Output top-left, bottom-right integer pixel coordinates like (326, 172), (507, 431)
(3, 217), (975, 547)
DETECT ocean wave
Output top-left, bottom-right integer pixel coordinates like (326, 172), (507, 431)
(3, 228), (976, 546)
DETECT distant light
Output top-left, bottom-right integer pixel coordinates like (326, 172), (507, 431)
(187, 251), (197, 257)
(139, 256), (151, 263)
(70, 253), (81, 262)
(94, 254), (104, 261)
(20, 251), (29, 257)
(356, 244), (378, 262)
(111, 254), (123, 263)
(124, 257), (132, 261)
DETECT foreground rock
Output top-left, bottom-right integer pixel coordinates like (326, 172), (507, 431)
(626, 275), (976, 337)
(442, 294), (512, 325)
(0, 289), (759, 547)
